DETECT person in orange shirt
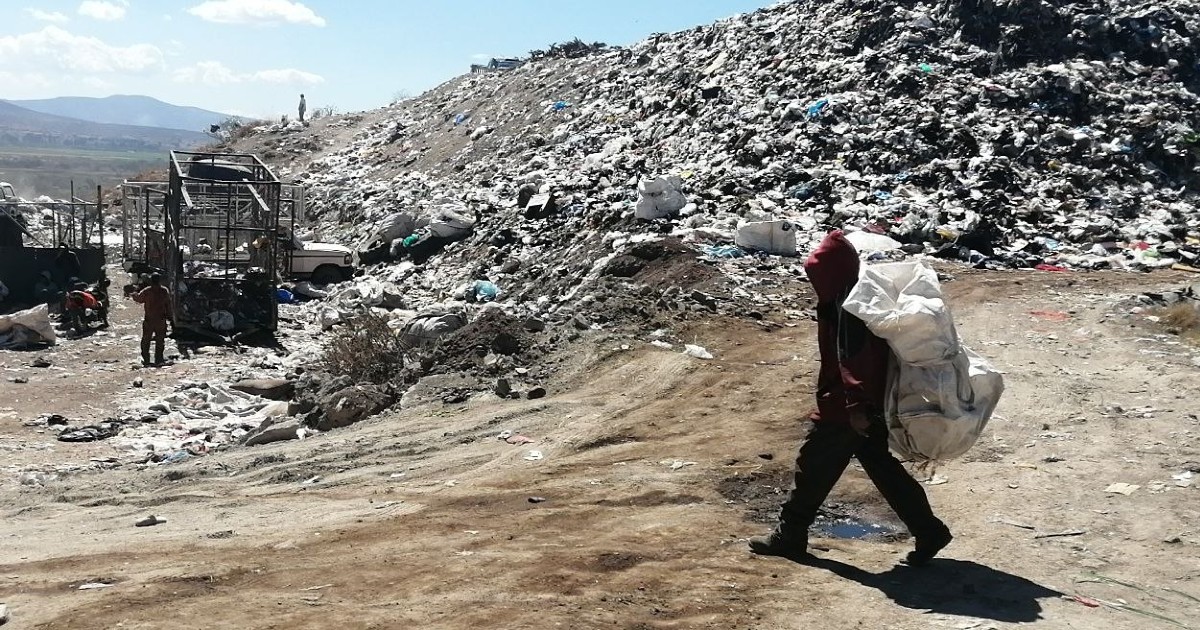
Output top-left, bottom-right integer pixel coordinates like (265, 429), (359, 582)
(131, 273), (171, 366)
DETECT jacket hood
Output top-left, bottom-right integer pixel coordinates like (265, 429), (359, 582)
(804, 230), (860, 303)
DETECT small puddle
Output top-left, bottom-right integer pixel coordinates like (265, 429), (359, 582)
(813, 516), (896, 540)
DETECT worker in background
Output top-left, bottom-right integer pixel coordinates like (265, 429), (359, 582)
(298, 93), (307, 123)
(130, 273), (171, 367)
(33, 271), (60, 311)
(54, 242), (81, 286)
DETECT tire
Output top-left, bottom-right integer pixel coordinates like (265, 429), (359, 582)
(310, 265), (345, 286)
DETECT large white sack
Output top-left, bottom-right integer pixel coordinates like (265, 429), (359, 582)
(0, 304), (57, 348)
(884, 347), (1005, 462)
(400, 313), (466, 347)
(843, 230), (901, 253)
(843, 262), (957, 365)
(427, 205), (476, 239)
(634, 176), (687, 220)
(734, 220), (797, 256)
(843, 261), (1004, 463)
(367, 212), (425, 245)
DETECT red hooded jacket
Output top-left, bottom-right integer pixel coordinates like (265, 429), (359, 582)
(804, 230), (890, 424)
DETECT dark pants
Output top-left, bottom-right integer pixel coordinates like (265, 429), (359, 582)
(778, 416), (948, 541)
(141, 319), (167, 364)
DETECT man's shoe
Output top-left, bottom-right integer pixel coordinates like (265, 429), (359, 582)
(748, 530), (809, 560)
(904, 528), (952, 567)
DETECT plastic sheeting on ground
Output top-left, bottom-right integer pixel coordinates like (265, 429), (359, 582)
(0, 304), (56, 349)
(843, 261), (1004, 464)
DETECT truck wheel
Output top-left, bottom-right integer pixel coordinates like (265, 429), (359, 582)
(310, 265), (345, 286)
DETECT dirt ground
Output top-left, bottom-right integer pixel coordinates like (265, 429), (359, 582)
(2, 268), (1199, 629)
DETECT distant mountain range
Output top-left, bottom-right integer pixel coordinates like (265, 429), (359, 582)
(7, 95), (234, 133)
(0, 99), (211, 153)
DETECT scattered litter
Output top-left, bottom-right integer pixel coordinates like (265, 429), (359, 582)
(1104, 483), (1140, 496)
(1064, 594), (1102, 608)
(924, 473), (949, 486)
(77, 582), (114, 590)
(1034, 529), (1086, 539)
(1029, 311), (1071, 322)
(683, 344), (714, 360)
(1171, 472), (1194, 488)
(668, 460), (696, 470)
(528, 496), (547, 503)
(989, 517), (1035, 531)
(134, 515), (166, 528)
(524, 450), (544, 461)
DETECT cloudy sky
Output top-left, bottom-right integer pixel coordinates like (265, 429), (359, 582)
(3, 0), (775, 120)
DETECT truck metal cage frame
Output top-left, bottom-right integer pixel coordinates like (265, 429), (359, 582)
(122, 180), (305, 274)
(166, 150), (282, 337)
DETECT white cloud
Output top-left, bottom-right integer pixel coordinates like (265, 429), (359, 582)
(26, 8), (70, 23)
(0, 70), (55, 92)
(187, 0), (326, 26)
(252, 68), (323, 85)
(78, 0), (128, 21)
(81, 76), (114, 90)
(173, 61), (324, 86)
(0, 26), (163, 74)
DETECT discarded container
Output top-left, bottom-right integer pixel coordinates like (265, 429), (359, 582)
(683, 344), (714, 359)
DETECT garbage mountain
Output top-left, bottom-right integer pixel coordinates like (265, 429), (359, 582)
(230, 0), (1198, 317)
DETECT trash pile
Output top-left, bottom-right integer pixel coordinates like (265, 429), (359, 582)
(108, 381), (295, 460)
(254, 0), (1198, 285)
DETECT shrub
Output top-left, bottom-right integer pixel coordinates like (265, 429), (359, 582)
(1157, 302), (1200, 342)
(322, 312), (408, 385)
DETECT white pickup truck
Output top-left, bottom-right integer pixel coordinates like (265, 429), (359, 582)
(282, 235), (355, 284)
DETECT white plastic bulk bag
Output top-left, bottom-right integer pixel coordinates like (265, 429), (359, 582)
(843, 261), (1003, 463)
(734, 220), (797, 256)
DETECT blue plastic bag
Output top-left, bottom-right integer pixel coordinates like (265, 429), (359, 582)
(474, 280), (499, 301)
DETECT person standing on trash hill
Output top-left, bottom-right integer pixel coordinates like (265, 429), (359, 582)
(749, 230), (952, 566)
(130, 273), (171, 367)
(298, 93), (307, 123)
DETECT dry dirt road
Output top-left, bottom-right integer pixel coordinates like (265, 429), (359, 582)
(2, 269), (1199, 630)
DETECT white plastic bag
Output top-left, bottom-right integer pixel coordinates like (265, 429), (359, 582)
(843, 261), (1004, 463)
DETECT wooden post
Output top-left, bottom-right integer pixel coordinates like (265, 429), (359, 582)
(97, 185), (104, 259)
(69, 180), (76, 247)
